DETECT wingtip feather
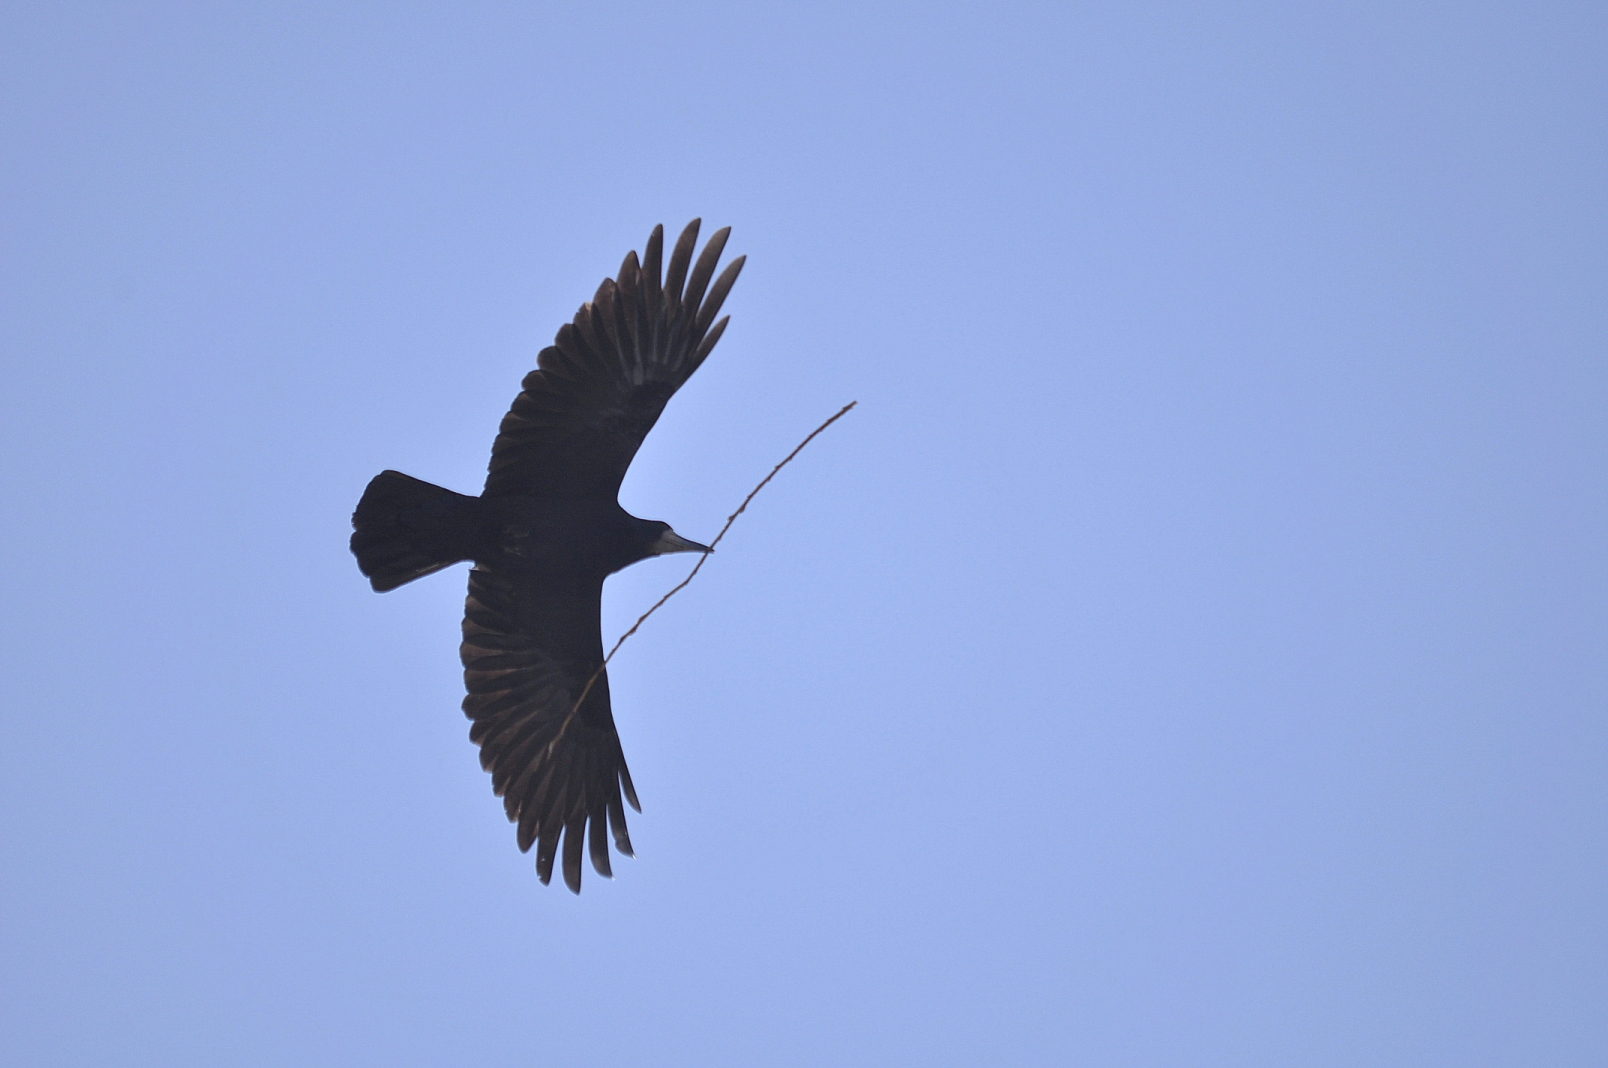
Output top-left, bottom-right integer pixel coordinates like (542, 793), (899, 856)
(589, 813), (613, 878)
(682, 226), (731, 315)
(695, 254), (745, 336)
(664, 219), (701, 304)
(642, 225), (665, 299)
(620, 765), (641, 813)
(562, 816), (586, 893)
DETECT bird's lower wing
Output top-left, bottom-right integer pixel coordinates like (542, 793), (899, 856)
(460, 565), (639, 893)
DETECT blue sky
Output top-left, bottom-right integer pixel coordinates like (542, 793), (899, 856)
(2, 3), (1604, 1065)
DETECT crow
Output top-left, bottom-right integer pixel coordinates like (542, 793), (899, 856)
(351, 220), (743, 892)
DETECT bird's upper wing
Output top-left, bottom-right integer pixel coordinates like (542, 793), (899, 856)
(460, 564), (638, 893)
(483, 220), (745, 499)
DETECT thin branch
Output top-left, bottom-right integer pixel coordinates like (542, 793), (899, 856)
(548, 400), (857, 752)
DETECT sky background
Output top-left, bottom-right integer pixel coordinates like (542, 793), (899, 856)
(2, 2), (1605, 1065)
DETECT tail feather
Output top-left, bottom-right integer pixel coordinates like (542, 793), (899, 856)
(351, 470), (479, 592)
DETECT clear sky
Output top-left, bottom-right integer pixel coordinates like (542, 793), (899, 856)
(2, 3), (1604, 1065)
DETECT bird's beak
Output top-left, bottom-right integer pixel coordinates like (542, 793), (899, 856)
(651, 529), (713, 556)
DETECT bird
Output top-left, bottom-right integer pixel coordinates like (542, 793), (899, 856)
(350, 220), (743, 892)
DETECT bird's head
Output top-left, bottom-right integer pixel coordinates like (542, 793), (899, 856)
(639, 519), (713, 558)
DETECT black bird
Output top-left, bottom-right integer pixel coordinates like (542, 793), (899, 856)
(351, 221), (743, 892)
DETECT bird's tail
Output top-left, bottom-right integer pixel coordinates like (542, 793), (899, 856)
(351, 470), (480, 592)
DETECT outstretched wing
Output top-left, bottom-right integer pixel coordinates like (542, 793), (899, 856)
(460, 565), (639, 892)
(484, 220), (745, 499)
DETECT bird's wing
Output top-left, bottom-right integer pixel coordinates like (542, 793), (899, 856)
(460, 565), (638, 893)
(483, 220), (745, 499)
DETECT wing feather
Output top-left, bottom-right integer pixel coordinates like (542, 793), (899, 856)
(561, 813), (587, 893)
(681, 226), (729, 317)
(482, 220), (744, 499)
(607, 791), (634, 857)
(663, 219), (698, 306)
(589, 808), (614, 879)
(461, 565), (634, 893)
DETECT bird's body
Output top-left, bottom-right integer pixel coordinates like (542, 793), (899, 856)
(351, 221), (743, 892)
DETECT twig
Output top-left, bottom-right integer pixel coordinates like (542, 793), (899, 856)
(550, 400), (857, 750)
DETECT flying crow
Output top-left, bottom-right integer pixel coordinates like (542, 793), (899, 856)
(351, 221), (743, 892)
